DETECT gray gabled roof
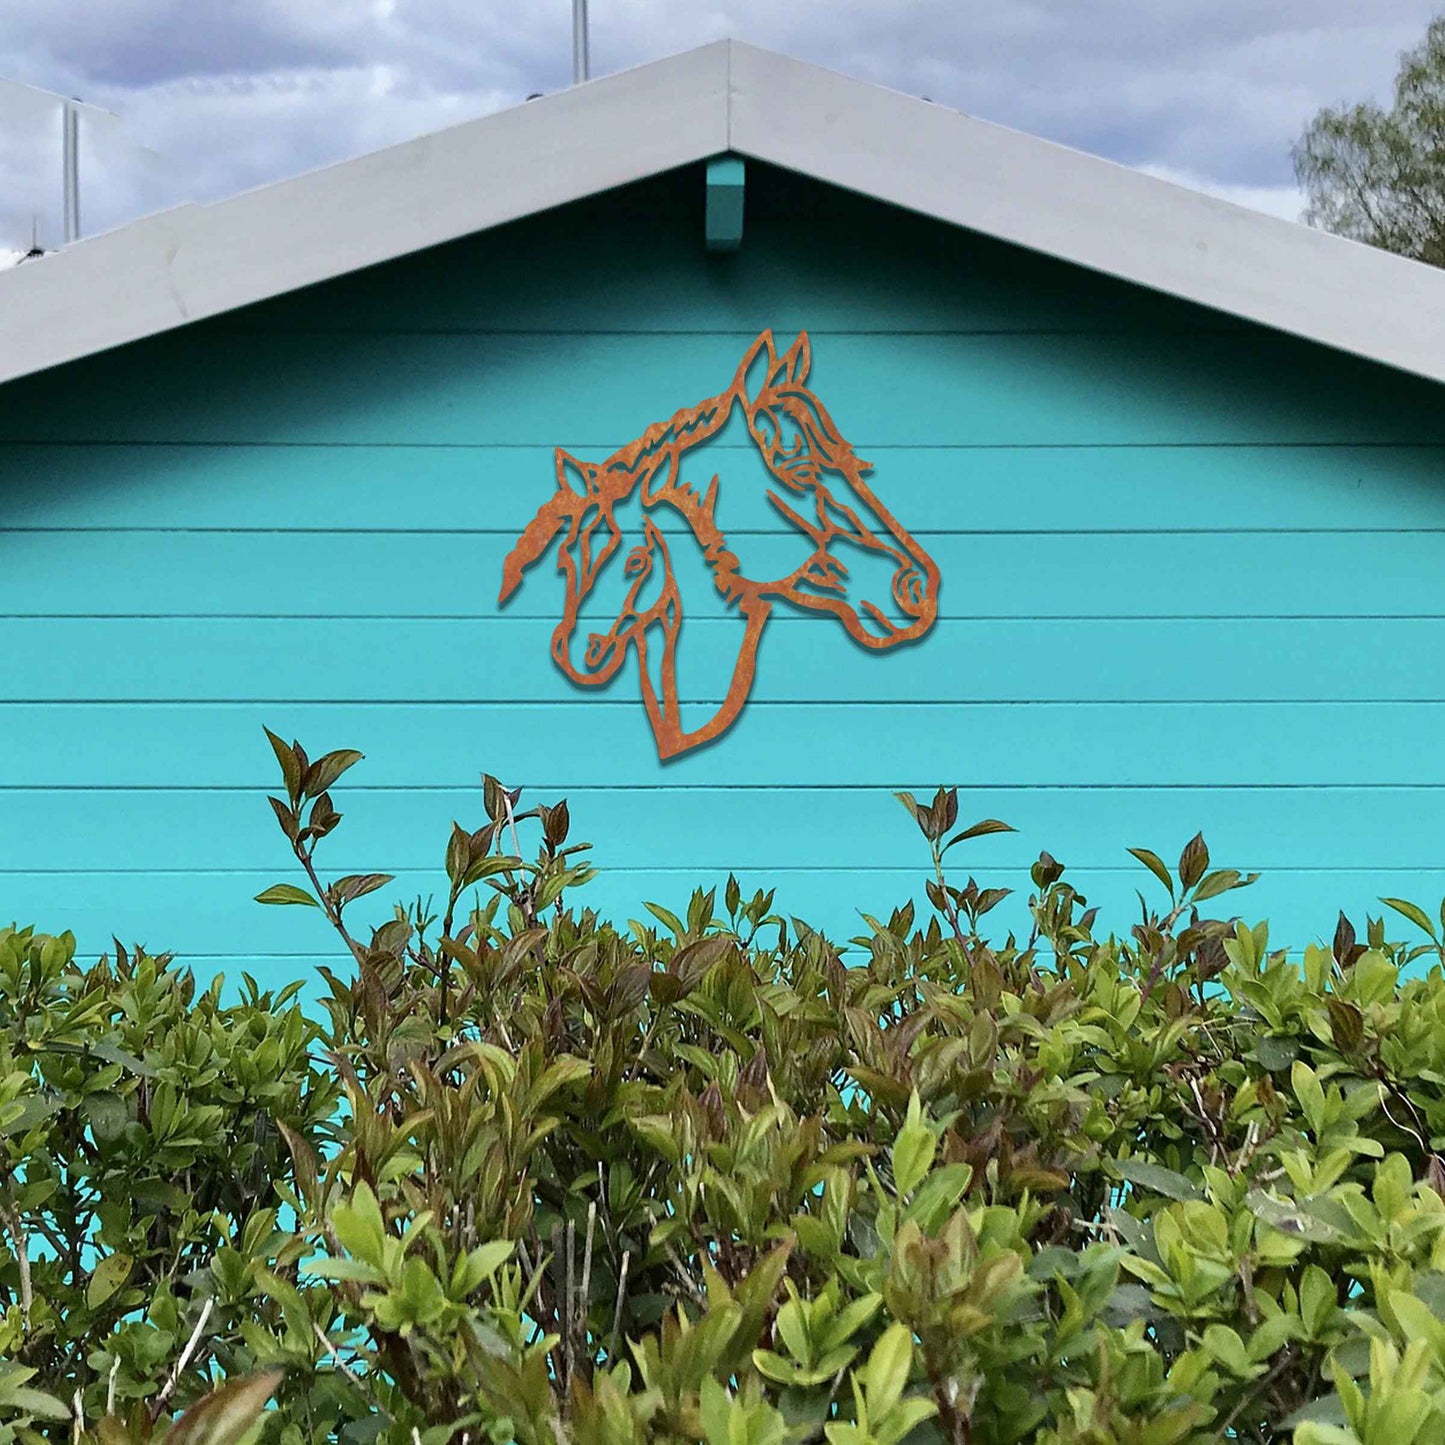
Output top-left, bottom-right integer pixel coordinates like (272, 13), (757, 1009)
(3, 40), (1443, 388)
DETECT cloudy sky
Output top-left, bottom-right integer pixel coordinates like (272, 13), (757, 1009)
(0, 1), (1440, 253)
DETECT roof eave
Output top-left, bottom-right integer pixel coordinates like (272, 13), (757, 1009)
(730, 42), (1445, 385)
(0, 41), (732, 386)
(3, 38), (1445, 389)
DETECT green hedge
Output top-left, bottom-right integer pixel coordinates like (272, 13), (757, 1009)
(4, 740), (1445, 1445)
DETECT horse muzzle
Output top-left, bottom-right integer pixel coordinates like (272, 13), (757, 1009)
(892, 566), (931, 617)
(550, 625), (626, 686)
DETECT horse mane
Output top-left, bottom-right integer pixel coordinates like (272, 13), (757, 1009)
(650, 471), (748, 606)
(501, 385), (751, 607)
(497, 485), (592, 604)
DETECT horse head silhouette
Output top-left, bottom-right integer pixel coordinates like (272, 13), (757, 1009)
(499, 330), (940, 759)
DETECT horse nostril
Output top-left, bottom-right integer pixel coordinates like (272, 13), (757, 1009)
(892, 568), (925, 613)
(585, 634), (610, 668)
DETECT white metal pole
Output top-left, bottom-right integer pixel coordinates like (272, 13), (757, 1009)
(61, 100), (79, 242)
(572, 0), (590, 84)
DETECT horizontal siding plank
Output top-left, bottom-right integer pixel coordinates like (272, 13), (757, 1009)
(5, 533), (1445, 619)
(2, 333), (1441, 446)
(3, 785), (1442, 873)
(4, 702), (1445, 787)
(1, 616), (1444, 701)
(4, 866), (1434, 965)
(5, 446), (1444, 533)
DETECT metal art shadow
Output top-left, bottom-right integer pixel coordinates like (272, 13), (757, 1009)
(499, 330), (940, 759)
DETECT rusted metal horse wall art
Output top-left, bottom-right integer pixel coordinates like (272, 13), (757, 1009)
(499, 330), (941, 759)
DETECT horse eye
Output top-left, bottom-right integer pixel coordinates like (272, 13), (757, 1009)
(624, 546), (650, 575)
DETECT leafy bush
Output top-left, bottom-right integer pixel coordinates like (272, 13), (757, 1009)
(6, 739), (1445, 1444)
(0, 930), (325, 1445)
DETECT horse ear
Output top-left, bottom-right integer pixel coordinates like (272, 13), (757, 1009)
(735, 330), (778, 405)
(779, 332), (811, 386)
(554, 448), (593, 494)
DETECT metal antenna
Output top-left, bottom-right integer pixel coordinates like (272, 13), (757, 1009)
(572, 0), (590, 83)
(61, 99), (79, 242)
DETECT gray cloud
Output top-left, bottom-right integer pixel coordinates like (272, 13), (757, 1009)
(0, 0), (1439, 249)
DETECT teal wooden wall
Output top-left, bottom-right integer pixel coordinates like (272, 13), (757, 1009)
(3, 160), (1445, 980)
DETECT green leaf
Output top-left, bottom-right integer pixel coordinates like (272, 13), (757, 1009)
(1178, 833), (1209, 891)
(821, 1294), (883, 1353)
(900, 1163), (973, 1231)
(1245, 1190), (1344, 1245)
(1253, 1035), (1299, 1072)
(1201, 1324), (1253, 1377)
(86, 1251), (133, 1309)
(84, 1091), (129, 1143)
(894, 791), (921, 827)
(1291, 1061), (1327, 1137)
(1376, 1391), (1432, 1445)
(670, 936), (735, 990)
(5, 1389), (70, 1423)
(330, 874), (394, 906)
(445, 822), (470, 886)
(1292, 1426), (1361, 1445)
(751, 1349), (799, 1386)
(698, 1376), (731, 1445)
(880, 1398), (939, 1443)
(253, 884), (320, 908)
(0, 1094), (62, 1136)
(941, 818), (1015, 854)
(1389, 1289), (1445, 1357)
(1382, 897), (1439, 941)
(331, 1182), (388, 1270)
(1247, 1311), (1297, 1361)
(773, 1295), (811, 1364)
(531, 1055), (592, 1106)
(468, 1240), (514, 1278)
(268, 795), (299, 843)
(303, 749), (365, 799)
(263, 728), (302, 804)
(891, 1120), (936, 1199)
(1299, 1264), (1338, 1337)
(1113, 1159), (1205, 1203)
(1128, 848), (1174, 896)
(644, 902), (685, 939)
(463, 855), (523, 888)
(628, 1115), (681, 1163)
(1194, 868), (1257, 902)
(864, 1323), (915, 1419)
(90, 1039), (158, 1078)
